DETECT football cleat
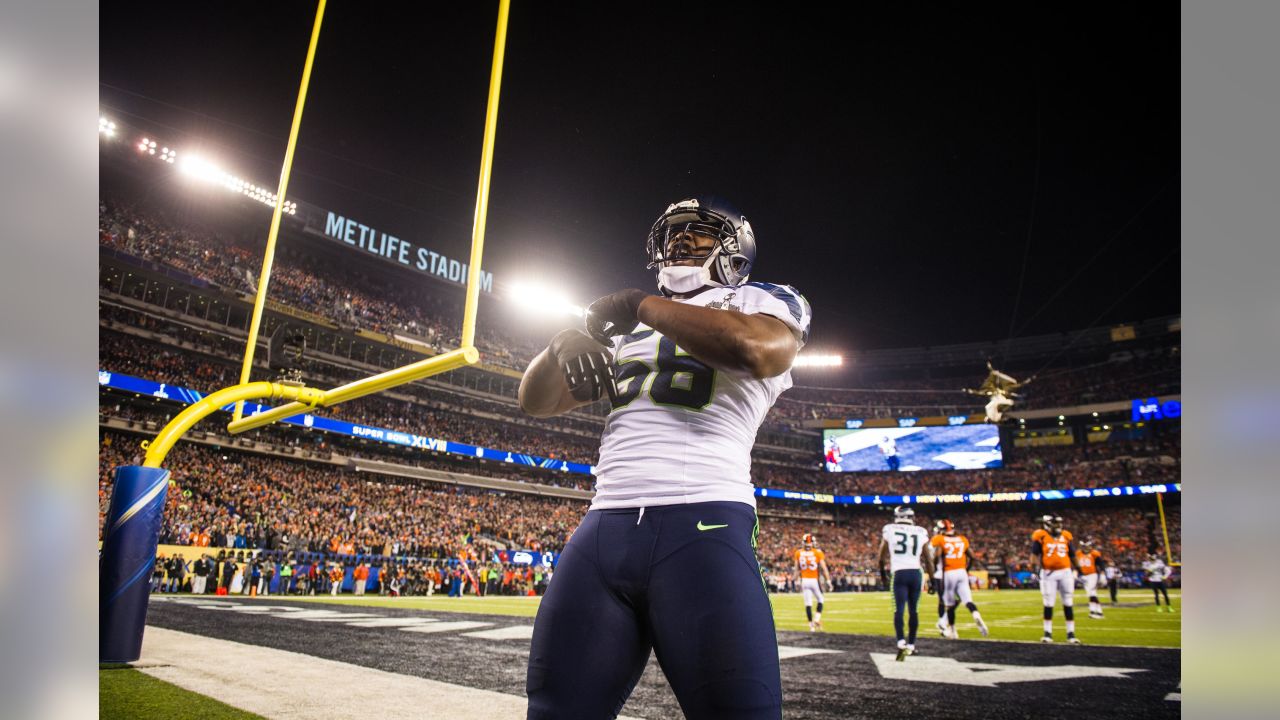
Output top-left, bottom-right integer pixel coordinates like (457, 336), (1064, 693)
(947, 627), (960, 640)
(907, 644), (917, 656)
(895, 639), (909, 662)
(936, 618), (949, 637)
(1089, 611), (1104, 619)
(976, 617), (990, 637)
(1041, 633), (1053, 644)
(1067, 633), (1082, 645)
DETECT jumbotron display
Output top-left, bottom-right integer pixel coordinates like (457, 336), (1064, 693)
(823, 425), (1003, 472)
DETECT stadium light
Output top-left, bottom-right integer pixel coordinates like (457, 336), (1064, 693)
(505, 281), (584, 318)
(792, 353), (843, 368)
(98, 116), (117, 137)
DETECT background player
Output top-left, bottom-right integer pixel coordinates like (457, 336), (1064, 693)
(794, 532), (833, 631)
(930, 520), (948, 637)
(879, 506), (934, 660)
(520, 197), (809, 719)
(930, 519), (989, 638)
(1076, 537), (1106, 619)
(879, 435), (900, 471)
(1143, 551), (1175, 612)
(1032, 514), (1082, 644)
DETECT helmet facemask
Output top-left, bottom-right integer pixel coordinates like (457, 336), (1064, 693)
(647, 199), (754, 296)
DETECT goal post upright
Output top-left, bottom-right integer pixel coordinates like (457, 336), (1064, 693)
(100, 0), (513, 663)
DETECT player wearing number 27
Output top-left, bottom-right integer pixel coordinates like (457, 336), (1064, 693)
(519, 197), (811, 720)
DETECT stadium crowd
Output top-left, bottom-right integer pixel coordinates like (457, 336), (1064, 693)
(99, 202), (1179, 421)
(101, 431), (1180, 596)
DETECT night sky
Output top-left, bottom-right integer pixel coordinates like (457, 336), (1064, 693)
(100, 2), (1178, 354)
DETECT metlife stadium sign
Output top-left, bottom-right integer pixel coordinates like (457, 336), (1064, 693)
(303, 209), (494, 292)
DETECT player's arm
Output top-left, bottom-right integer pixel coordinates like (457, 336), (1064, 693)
(921, 541), (936, 577)
(965, 547), (978, 572)
(640, 296), (798, 378)
(1067, 541), (1081, 573)
(819, 558), (833, 590)
(1031, 540), (1044, 574)
(587, 290), (798, 379)
(877, 538), (890, 583)
(518, 329), (612, 418)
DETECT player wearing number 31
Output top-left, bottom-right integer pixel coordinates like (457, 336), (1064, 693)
(519, 197), (811, 720)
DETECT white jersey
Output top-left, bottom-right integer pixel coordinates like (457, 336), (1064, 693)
(591, 283), (811, 509)
(882, 522), (930, 573)
(1142, 558), (1169, 582)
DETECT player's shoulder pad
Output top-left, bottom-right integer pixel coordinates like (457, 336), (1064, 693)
(1032, 528), (1046, 541)
(743, 281), (812, 343)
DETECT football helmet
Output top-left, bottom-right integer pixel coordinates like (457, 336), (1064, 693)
(935, 519), (955, 535)
(646, 197), (756, 296)
(802, 532), (816, 548)
(1041, 515), (1064, 534)
(893, 506), (915, 524)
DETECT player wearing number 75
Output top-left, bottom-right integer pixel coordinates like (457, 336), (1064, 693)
(518, 197), (811, 720)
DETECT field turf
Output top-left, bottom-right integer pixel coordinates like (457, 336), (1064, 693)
(100, 666), (266, 720)
(266, 588), (1180, 648)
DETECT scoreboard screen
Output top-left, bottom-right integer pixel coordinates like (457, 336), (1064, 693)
(822, 425), (1003, 472)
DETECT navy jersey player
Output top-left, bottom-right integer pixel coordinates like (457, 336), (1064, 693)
(519, 198), (811, 719)
(879, 506), (935, 660)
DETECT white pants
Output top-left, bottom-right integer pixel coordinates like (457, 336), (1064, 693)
(1081, 572), (1099, 597)
(801, 578), (824, 607)
(192, 576), (206, 594)
(943, 569), (973, 607)
(1040, 569), (1074, 606)
(355, 579), (366, 596)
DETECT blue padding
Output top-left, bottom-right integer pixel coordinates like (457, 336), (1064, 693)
(100, 465), (170, 663)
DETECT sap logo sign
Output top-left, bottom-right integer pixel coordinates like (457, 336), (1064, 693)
(1131, 397), (1181, 422)
(948, 415), (967, 426)
(845, 419), (864, 429)
(898, 418), (917, 428)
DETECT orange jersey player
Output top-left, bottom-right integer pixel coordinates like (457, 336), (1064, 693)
(1076, 538), (1106, 619)
(1032, 515), (1082, 644)
(794, 533), (832, 631)
(929, 520), (989, 638)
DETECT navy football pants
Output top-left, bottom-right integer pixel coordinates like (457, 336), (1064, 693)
(526, 501), (781, 719)
(892, 568), (922, 643)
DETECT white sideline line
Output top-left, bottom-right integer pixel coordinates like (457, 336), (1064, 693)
(138, 626), (642, 720)
(462, 625), (535, 640)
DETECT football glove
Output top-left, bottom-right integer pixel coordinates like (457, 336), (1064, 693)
(549, 329), (615, 403)
(585, 289), (650, 345)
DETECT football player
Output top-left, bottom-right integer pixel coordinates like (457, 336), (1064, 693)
(520, 197), (810, 720)
(1076, 537), (1106, 619)
(879, 506), (935, 660)
(794, 532), (833, 631)
(1032, 514), (1082, 644)
(930, 520), (989, 638)
(929, 520), (948, 637)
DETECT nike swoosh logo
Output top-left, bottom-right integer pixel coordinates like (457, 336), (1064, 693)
(697, 521), (729, 531)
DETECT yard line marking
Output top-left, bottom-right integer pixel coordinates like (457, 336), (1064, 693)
(462, 625), (535, 640)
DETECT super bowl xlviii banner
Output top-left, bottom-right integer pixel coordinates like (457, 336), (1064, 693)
(305, 209), (494, 292)
(98, 371), (587, 474)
